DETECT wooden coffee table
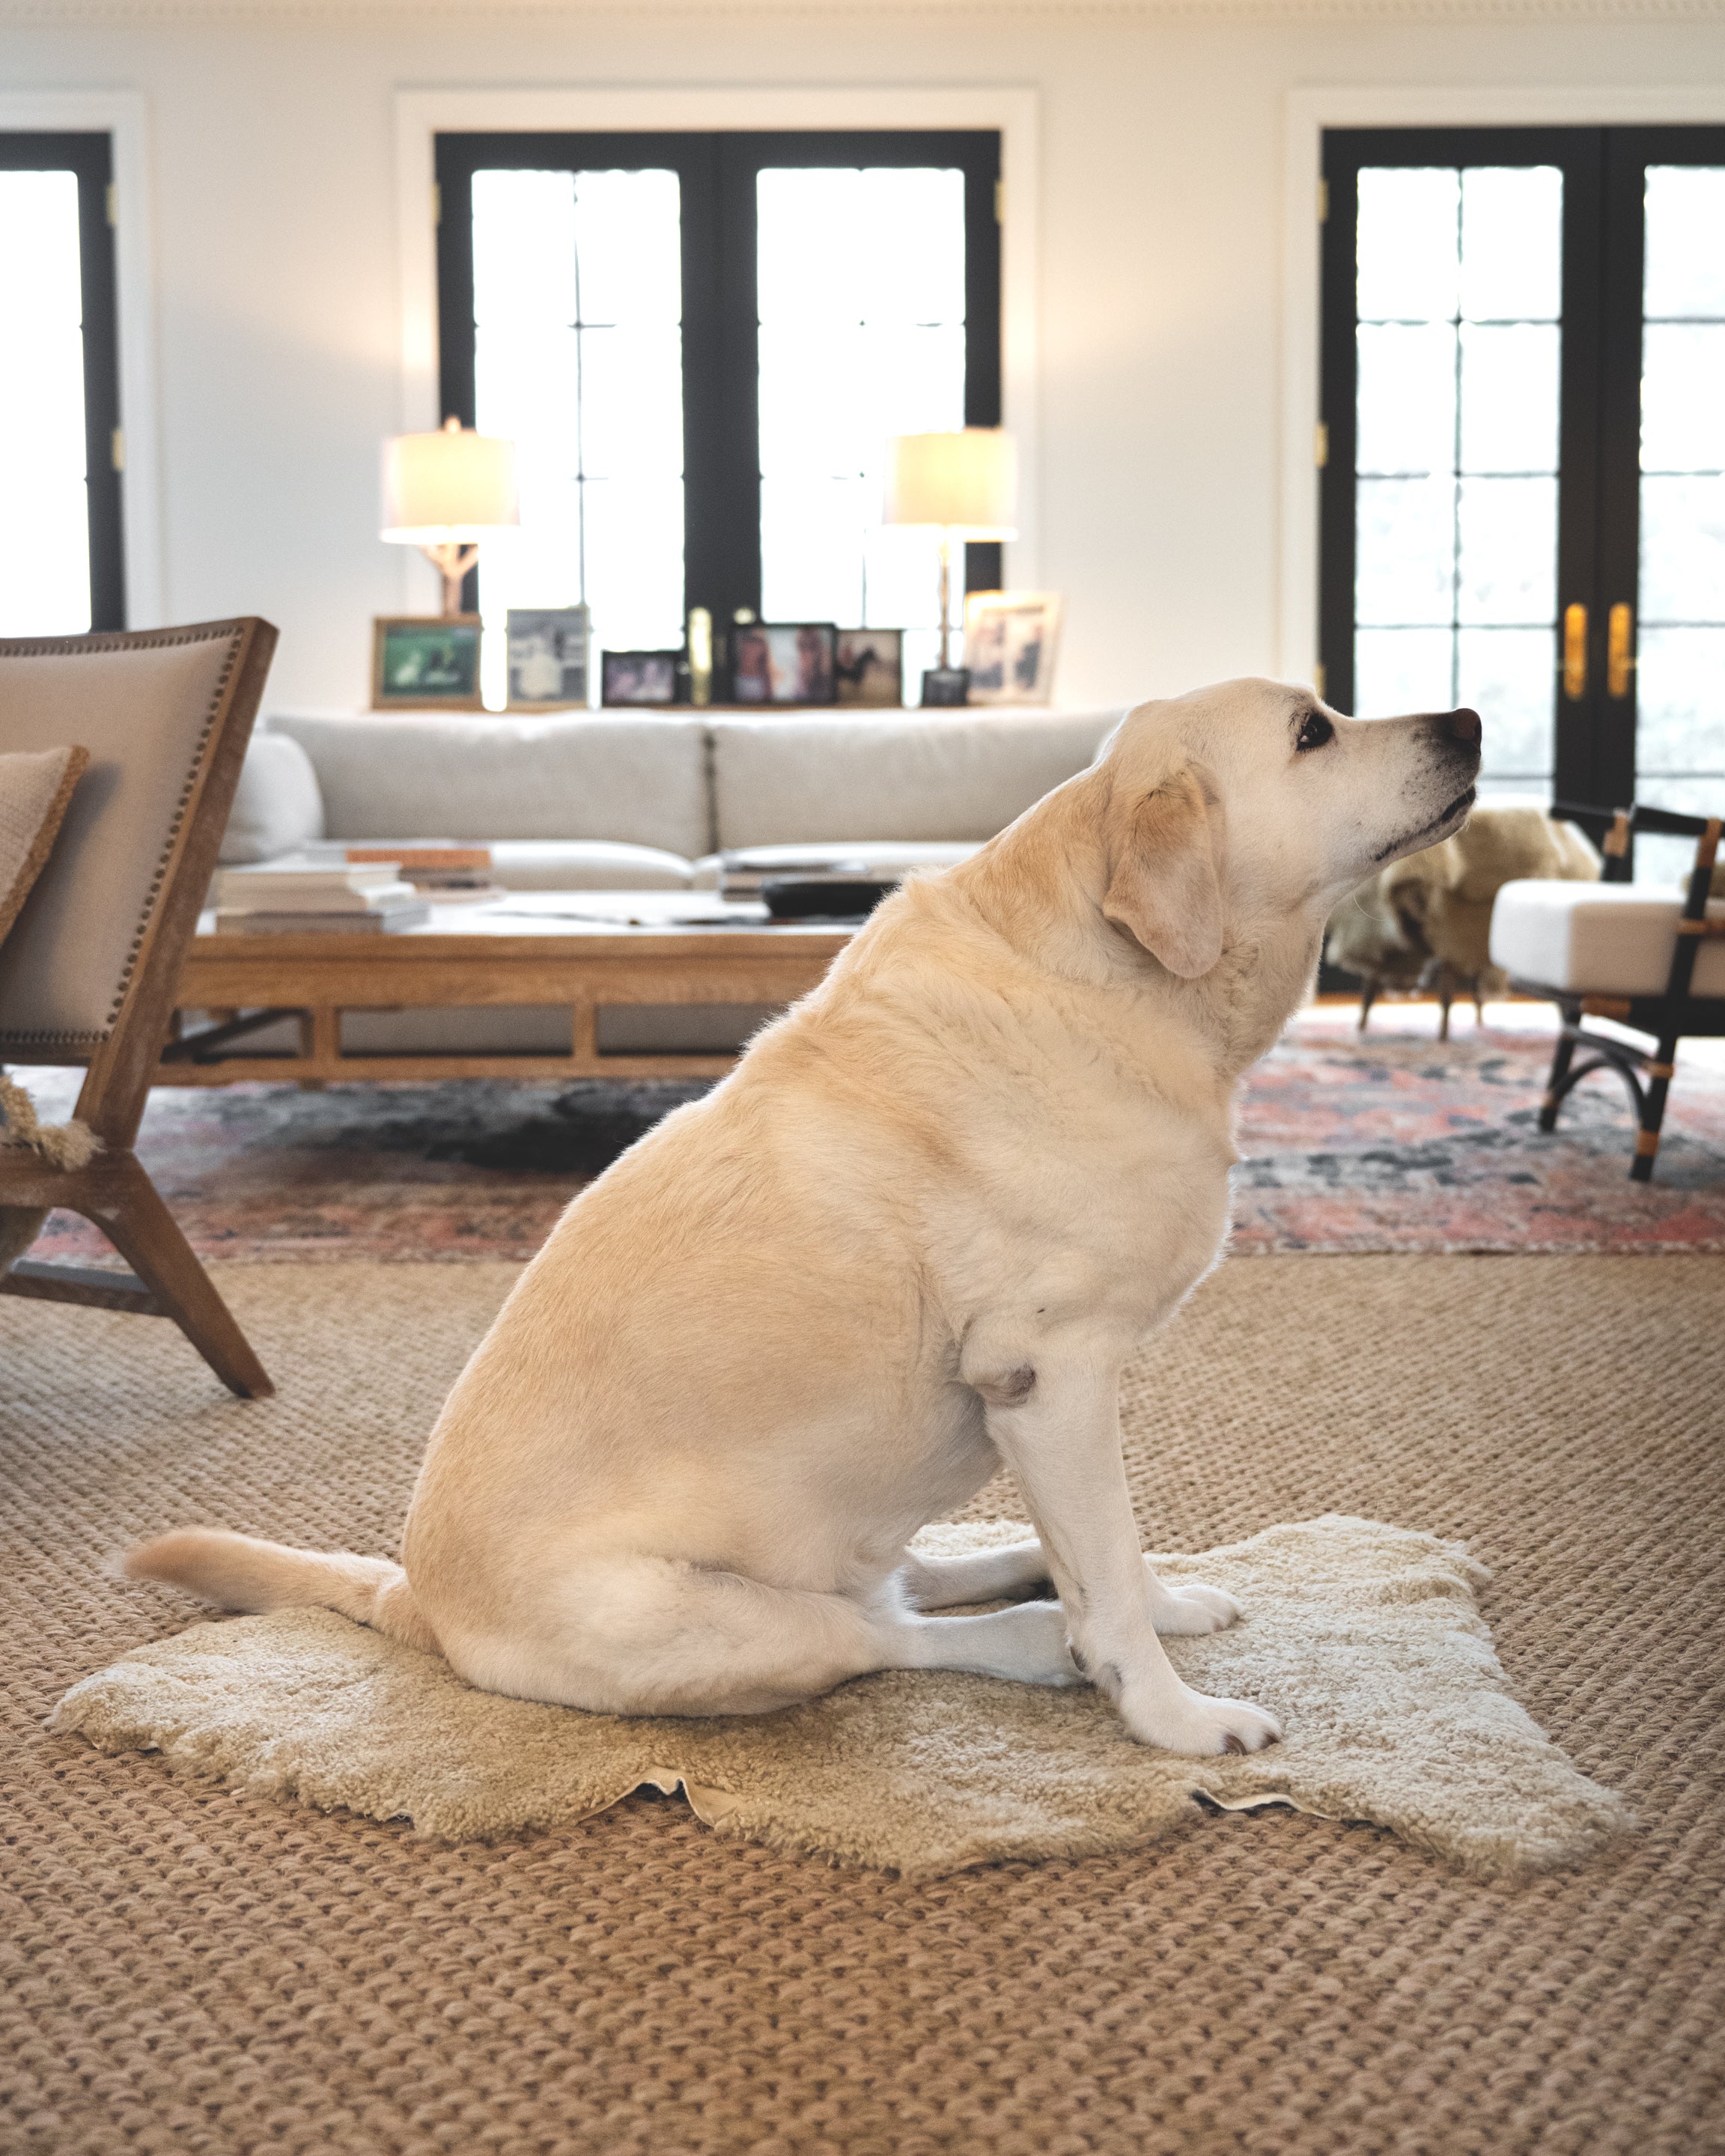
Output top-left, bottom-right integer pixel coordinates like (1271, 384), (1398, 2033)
(161, 892), (853, 1085)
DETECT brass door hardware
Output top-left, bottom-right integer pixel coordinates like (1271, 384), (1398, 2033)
(1607, 603), (1636, 698)
(1562, 603), (1588, 699)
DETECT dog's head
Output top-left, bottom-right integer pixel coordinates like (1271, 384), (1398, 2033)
(1095, 678), (1480, 981)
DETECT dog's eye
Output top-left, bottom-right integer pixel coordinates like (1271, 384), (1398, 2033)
(1295, 712), (1335, 753)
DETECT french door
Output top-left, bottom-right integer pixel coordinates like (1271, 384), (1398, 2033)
(1320, 127), (1725, 884)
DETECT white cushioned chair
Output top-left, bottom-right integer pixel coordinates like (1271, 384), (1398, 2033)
(0, 619), (279, 1393)
(1489, 802), (1724, 1181)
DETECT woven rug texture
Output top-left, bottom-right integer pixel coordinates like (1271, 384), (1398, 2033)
(4, 1253), (1723, 2154)
(51, 1514), (1626, 1881)
(17, 1008), (1725, 1265)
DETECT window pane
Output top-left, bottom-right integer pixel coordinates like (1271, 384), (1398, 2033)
(1457, 476), (1558, 624)
(1354, 627), (1454, 715)
(1356, 324), (1455, 476)
(0, 170), (90, 635)
(1640, 323), (1725, 475)
(1639, 475), (1725, 624)
(1459, 323), (1560, 475)
(1356, 477), (1455, 627)
(471, 166), (685, 701)
(1642, 165), (1725, 319)
(1458, 627), (1554, 780)
(1459, 166), (1563, 322)
(757, 166), (967, 652)
(1356, 168), (1458, 320)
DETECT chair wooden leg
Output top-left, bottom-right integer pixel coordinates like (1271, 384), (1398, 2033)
(1631, 1038), (1679, 1184)
(78, 1153), (273, 1398)
(1357, 981), (1377, 1032)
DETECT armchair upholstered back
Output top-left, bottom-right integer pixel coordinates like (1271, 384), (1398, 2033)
(0, 621), (274, 1056)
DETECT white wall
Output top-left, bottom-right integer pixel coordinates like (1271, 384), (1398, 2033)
(4, 0), (1721, 710)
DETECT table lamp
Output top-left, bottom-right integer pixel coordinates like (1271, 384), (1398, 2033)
(381, 417), (519, 616)
(883, 428), (1018, 704)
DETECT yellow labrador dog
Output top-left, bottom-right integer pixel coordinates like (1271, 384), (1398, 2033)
(128, 680), (1480, 1757)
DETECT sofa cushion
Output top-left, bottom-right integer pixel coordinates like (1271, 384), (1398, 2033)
(488, 840), (693, 892)
(708, 709), (1122, 850)
(1489, 880), (1725, 998)
(219, 731), (326, 863)
(267, 710), (711, 858)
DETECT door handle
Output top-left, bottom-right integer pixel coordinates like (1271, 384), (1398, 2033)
(1563, 603), (1588, 700)
(1607, 603), (1636, 698)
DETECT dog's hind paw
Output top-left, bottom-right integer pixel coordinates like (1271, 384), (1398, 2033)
(1148, 1578), (1241, 1636)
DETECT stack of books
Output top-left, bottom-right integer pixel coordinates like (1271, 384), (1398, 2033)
(345, 845), (502, 904)
(214, 859), (431, 935)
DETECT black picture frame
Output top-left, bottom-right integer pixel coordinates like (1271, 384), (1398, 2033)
(731, 623), (839, 707)
(601, 649), (681, 707)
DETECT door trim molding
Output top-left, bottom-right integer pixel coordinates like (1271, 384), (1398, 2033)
(1281, 83), (1725, 690)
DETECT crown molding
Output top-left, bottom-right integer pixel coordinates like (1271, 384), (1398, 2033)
(6, 0), (1724, 25)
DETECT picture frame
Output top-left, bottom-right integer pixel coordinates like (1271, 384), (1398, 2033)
(371, 616), (484, 711)
(834, 627), (904, 709)
(506, 606), (591, 710)
(962, 591), (1065, 706)
(600, 649), (682, 707)
(731, 622), (838, 707)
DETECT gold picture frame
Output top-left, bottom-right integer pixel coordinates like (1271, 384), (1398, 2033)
(371, 615), (485, 711)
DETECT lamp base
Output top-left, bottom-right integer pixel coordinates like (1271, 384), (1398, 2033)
(919, 666), (970, 708)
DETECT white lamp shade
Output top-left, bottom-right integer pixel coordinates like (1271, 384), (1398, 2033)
(883, 428), (1017, 536)
(380, 421), (519, 541)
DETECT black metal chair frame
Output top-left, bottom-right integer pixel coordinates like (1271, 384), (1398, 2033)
(1509, 801), (1723, 1184)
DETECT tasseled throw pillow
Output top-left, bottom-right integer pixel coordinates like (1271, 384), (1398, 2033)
(0, 745), (98, 1273)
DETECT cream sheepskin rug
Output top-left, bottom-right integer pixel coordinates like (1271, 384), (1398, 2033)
(54, 1516), (1626, 1880)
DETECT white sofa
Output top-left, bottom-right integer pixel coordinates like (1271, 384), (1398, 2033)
(217, 704), (1124, 1057)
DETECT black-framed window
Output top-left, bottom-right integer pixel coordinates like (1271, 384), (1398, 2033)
(434, 130), (1002, 672)
(1320, 125), (1725, 883)
(0, 131), (125, 633)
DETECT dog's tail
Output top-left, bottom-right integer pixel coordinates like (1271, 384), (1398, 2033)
(121, 1529), (440, 1656)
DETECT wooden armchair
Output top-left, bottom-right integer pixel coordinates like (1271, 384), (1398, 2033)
(0, 619), (279, 1393)
(1489, 802), (1724, 1183)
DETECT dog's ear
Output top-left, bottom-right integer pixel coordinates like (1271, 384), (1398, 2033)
(1103, 767), (1226, 978)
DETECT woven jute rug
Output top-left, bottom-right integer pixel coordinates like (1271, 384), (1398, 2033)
(50, 1517), (1624, 1881)
(4, 1255), (1723, 2154)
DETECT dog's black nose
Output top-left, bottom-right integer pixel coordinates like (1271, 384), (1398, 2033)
(1440, 707), (1482, 750)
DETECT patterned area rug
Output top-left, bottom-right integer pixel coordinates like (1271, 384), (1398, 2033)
(16, 1006), (1725, 1264)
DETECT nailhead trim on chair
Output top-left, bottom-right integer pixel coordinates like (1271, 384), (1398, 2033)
(0, 621), (242, 1051)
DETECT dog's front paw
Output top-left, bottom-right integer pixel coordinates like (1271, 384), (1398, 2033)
(1122, 1684), (1282, 1755)
(1149, 1579), (1241, 1636)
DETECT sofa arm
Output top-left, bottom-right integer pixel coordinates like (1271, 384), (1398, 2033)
(219, 730), (326, 863)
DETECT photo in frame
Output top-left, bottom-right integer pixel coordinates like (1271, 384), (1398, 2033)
(371, 617), (484, 710)
(506, 606), (591, 710)
(600, 650), (681, 707)
(834, 628), (904, 708)
(731, 623), (838, 707)
(963, 591), (1064, 706)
